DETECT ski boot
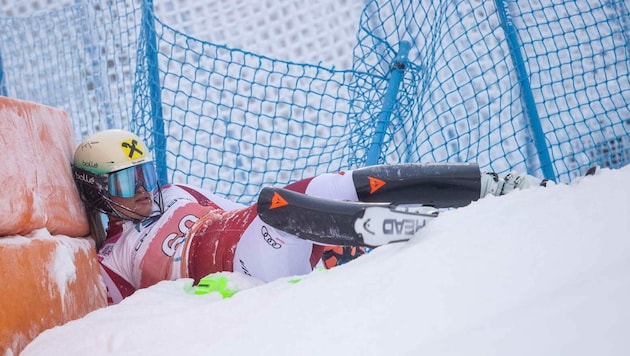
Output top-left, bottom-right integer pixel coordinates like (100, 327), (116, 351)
(479, 171), (551, 197)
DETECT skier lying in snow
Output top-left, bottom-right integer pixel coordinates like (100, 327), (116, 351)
(72, 129), (549, 304)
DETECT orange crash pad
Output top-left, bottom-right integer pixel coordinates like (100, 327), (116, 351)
(0, 96), (89, 237)
(0, 232), (107, 354)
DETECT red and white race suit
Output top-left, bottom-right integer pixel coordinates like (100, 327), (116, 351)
(98, 171), (358, 304)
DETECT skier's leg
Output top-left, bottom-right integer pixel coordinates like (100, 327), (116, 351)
(277, 163), (552, 209)
(283, 172), (359, 201)
(232, 216), (318, 282)
(282, 173), (363, 268)
(282, 163), (480, 207)
(349, 163), (551, 204)
(257, 186), (438, 247)
(185, 206), (322, 283)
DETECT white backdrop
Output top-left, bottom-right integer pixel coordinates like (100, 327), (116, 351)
(1, 0), (365, 69)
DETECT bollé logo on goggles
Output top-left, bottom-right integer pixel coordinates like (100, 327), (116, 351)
(74, 170), (96, 184)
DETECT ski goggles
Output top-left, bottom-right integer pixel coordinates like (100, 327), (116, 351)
(108, 162), (158, 198)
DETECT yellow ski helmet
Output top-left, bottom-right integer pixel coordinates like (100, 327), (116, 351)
(74, 129), (153, 174)
(72, 129), (160, 220)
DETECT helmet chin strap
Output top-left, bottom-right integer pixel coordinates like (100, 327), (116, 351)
(107, 199), (152, 222)
(102, 188), (165, 223)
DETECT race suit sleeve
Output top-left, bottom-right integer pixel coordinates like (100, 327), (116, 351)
(97, 225), (136, 304)
(100, 264), (135, 305)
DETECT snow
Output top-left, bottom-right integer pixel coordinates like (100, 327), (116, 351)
(3, 1), (629, 354)
(21, 165), (630, 355)
(48, 237), (79, 304)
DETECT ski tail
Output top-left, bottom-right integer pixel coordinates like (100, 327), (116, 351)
(257, 187), (438, 247)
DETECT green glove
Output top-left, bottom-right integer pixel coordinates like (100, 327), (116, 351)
(188, 275), (238, 298)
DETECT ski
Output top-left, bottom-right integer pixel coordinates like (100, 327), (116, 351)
(352, 163), (481, 208)
(257, 187), (438, 247)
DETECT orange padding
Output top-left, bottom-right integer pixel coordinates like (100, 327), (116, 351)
(0, 232), (107, 354)
(0, 96), (89, 237)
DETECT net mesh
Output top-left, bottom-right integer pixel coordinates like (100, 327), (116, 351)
(1, 0), (628, 204)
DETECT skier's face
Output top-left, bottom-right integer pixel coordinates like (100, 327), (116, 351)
(109, 185), (154, 220)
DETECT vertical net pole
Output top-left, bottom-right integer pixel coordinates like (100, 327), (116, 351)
(494, 0), (555, 180)
(141, 0), (168, 185)
(366, 41), (411, 166)
(0, 51), (6, 96)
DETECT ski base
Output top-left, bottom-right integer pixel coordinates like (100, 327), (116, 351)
(257, 187), (438, 247)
